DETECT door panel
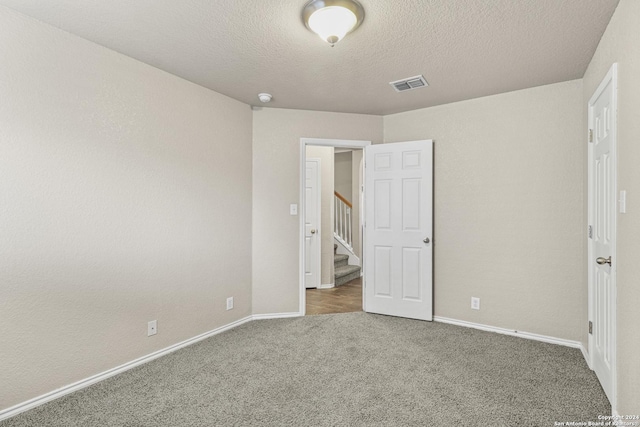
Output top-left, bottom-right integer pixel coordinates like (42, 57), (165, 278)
(304, 159), (321, 289)
(373, 246), (392, 297)
(402, 247), (422, 300)
(402, 179), (421, 230)
(364, 140), (433, 321)
(374, 180), (391, 229)
(589, 64), (616, 405)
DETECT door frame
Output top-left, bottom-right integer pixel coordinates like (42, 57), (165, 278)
(587, 62), (617, 409)
(299, 138), (371, 314)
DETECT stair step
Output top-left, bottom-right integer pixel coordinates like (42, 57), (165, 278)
(334, 254), (349, 268)
(335, 264), (360, 278)
(334, 264), (361, 287)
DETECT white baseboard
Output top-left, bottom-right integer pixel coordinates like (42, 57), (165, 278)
(433, 316), (588, 356)
(0, 315), (253, 422)
(1, 312), (593, 422)
(580, 345), (591, 369)
(0, 310), (308, 421)
(318, 282), (335, 289)
(433, 317), (613, 414)
(251, 312), (302, 320)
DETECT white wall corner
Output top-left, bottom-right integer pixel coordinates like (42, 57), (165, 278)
(0, 315), (254, 422)
(1, 311), (306, 422)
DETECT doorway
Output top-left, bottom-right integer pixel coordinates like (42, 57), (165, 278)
(306, 148), (363, 314)
(299, 138), (371, 315)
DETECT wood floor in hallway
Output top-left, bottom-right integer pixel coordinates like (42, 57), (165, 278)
(305, 277), (362, 315)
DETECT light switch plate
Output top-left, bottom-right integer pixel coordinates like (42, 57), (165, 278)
(619, 190), (627, 213)
(290, 204), (298, 215)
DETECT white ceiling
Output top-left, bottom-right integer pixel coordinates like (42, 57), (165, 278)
(0, 0), (619, 115)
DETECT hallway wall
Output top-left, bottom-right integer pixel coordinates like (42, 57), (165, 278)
(351, 150), (364, 261)
(334, 151), (353, 202)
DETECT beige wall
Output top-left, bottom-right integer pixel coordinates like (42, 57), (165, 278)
(252, 108), (382, 315)
(384, 80), (584, 341)
(0, 7), (252, 411)
(334, 151), (353, 202)
(306, 145), (335, 286)
(583, 0), (640, 414)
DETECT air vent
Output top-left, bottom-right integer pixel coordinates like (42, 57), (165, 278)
(389, 75), (429, 92)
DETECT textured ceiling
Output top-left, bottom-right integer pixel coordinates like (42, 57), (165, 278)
(0, 0), (620, 115)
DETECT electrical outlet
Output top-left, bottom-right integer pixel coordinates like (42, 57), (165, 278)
(147, 320), (157, 336)
(471, 297), (480, 310)
(226, 297), (234, 310)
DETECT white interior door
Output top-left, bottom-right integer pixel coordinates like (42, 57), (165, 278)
(588, 64), (617, 405)
(364, 140), (433, 320)
(305, 158), (321, 289)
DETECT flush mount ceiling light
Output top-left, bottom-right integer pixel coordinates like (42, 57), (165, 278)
(303, 0), (365, 47)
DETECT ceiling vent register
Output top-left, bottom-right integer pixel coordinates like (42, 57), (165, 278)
(389, 75), (429, 92)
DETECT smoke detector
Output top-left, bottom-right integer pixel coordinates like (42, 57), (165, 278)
(258, 93), (272, 103)
(389, 75), (429, 92)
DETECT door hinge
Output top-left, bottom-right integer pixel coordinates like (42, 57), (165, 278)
(589, 129), (593, 143)
(588, 225), (593, 239)
(589, 321), (593, 335)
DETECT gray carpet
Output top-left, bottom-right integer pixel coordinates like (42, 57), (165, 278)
(2, 313), (609, 426)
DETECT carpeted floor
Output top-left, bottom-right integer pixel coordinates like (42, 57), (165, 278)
(1, 313), (609, 426)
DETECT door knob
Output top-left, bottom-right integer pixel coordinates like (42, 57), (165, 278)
(596, 256), (611, 266)
(310, 229), (316, 234)
(423, 237), (430, 244)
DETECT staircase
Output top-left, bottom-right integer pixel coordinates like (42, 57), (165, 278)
(334, 244), (361, 286)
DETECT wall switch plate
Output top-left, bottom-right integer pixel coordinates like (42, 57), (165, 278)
(290, 204), (298, 216)
(226, 297), (234, 310)
(147, 320), (157, 336)
(471, 297), (480, 310)
(619, 190), (627, 213)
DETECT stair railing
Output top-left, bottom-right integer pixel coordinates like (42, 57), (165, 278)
(334, 191), (353, 251)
